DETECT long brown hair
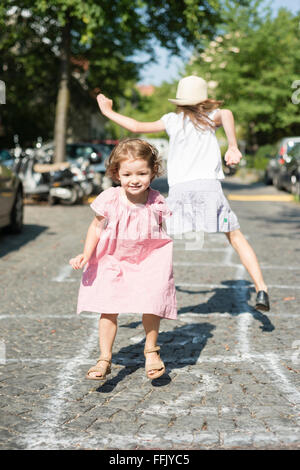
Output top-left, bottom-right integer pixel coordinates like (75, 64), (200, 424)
(176, 99), (223, 131)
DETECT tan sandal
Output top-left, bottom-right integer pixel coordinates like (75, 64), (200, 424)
(144, 346), (165, 380)
(86, 356), (111, 380)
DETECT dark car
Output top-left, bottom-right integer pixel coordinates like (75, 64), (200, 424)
(37, 142), (105, 166)
(66, 143), (103, 164)
(272, 139), (300, 196)
(264, 137), (300, 188)
(0, 159), (24, 233)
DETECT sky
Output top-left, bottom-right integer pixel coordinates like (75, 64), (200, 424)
(137, 0), (300, 86)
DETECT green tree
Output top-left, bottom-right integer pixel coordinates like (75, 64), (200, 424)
(0, 5), (60, 146)
(0, 0), (248, 160)
(132, 1), (300, 152)
(105, 81), (178, 139)
(185, 1), (300, 151)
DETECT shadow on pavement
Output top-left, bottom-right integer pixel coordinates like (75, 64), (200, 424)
(97, 322), (215, 392)
(247, 207), (300, 230)
(177, 279), (274, 333)
(98, 279), (275, 391)
(119, 280), (274, 333)
(96, 176), (279, 390)
(221, 179), (267, 192)
(0, 224), (48, 258)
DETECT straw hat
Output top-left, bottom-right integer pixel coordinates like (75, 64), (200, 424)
(168, 76), (208, 106)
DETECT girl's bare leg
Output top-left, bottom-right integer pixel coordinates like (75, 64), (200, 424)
(225, 229), (267, 292)
(142, 314), (162, 377)
(88, 313), (118, 378)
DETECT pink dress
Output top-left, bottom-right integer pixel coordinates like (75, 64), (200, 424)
(76, 186), (177, 319)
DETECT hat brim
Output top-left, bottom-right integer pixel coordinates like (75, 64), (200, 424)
(168, 98), (206, 106)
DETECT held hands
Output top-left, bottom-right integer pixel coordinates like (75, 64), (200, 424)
(96, 93), (113, 115)
(224, 146), (243, 166)
(69, 254), (89, 270)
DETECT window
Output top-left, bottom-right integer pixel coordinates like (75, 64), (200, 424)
(288, 143), (300, 159)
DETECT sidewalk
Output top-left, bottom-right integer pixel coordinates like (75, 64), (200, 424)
(0, 178), (300, 449)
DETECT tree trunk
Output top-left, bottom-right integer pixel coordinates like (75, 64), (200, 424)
(54, 17), (71, 163)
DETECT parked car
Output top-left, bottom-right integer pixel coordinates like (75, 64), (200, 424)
(264, 155), (280, 185)
(264, 137), (300, 187)
(65, 143), (102, 163)
(272, 139), (300, 196)
(0, 161), (23, 233)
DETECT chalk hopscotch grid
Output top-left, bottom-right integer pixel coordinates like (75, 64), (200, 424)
(6, 242), (300, 448)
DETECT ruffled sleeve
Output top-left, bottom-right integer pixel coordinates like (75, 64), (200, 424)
(90, 187), (116, 218)
(150, 190), (172, 222)
(160, 112), (178, 137)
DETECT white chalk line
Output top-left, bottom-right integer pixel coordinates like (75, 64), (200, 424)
(260, 353), (300, 414)
(174, 261), (300, 271)
(22, 428), (300, 450)
(15, 237), (300, 448)
(51, 264), (75, 282)
(220, 246), (252, 355)
(222, 242), (300, 420)
(51, 261), (300, 285)
(176, 282), (300, 289)
(1, 351), (297, 365)
(1, 310), (299, 321)
(235, 266), (252, 355)
(180, 247), (300, 417)
(18, 316), (99, 450)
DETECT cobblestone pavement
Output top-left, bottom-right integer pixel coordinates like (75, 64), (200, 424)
(0, 177), (300, 450)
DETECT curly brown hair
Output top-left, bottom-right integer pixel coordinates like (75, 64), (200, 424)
(105, 138), (164, 183)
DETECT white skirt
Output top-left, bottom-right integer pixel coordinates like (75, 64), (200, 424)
(165, 179), (240, 235)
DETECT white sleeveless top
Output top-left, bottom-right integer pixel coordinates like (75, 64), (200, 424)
(161, 109), (225, 187)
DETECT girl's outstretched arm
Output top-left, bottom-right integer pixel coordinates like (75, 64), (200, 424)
(213, 109), (242, 165)
(69, 215), (105, 269)
(97, 93), (165, 134)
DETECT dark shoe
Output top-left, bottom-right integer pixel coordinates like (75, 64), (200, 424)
(255, 290), (270, 311)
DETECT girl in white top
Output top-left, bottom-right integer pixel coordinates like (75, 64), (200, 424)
(96, 75), (270, 312)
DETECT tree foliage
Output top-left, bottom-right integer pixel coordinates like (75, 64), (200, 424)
(185, 1), (300, 150)
(0, 0), (241, 153)
(130, 1), (300, 151)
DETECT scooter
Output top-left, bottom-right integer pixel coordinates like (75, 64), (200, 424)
(15, 150), (80, 205)
(47, 165), (82, 205)
(48, 161), (97, 204)
(70, 158), (95, 197)
(16, 149), (51, 200)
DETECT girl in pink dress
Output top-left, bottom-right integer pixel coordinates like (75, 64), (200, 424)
(69, 138), (177, 381)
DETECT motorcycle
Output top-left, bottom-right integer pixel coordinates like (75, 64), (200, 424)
(14, 150), (80, 205)
(47, 166), (80, 205)
(70, 158), (96, 198)
(12, 140), (97, 204)
(48, 160), (96, 205)
(16, 148), (51, 200)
